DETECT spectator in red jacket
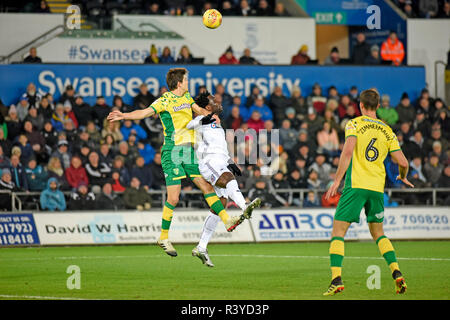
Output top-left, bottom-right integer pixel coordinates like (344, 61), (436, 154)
(291, 45), (310, 65)
(247, 110), (265, 132)
(65, 155), (89, 190)
(219, 46), (239, 64)
(380, 31), (405, 66)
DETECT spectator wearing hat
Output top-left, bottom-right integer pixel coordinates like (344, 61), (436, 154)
(380, 31), (405, 66)
(92, 96), (110, 129)
(51, 139), (71, 170)
(96, 182), (125, 211)
(219, 46), (239, 64)
(412, 107), (431, 138)
(59, 85), (76, 107)
(396, 92), (416, 124)
(23, 47), (42, 64)
(133, 83), (156, 110)
(65, 155), (89, 190)
(68, 181), (96, 210)
(291, 45), (310, 65)
(352, 33), (371, 65)
(376, 94), (398, 126)
(16, 96), (30, 122)
(25, 157), (48, 191)
(0, 168), (18, 211)
(40, 177), (66, 211)
(364, 45), (381, 65)
(424, 153), (444, 187)
(324, 47), (341, 65)
(123, 176), (152, 210)
(144, 44), (159, 64)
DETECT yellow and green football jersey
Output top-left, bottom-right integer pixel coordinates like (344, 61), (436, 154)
(344, 115), (401, 193)
(150, 91), (196, 149)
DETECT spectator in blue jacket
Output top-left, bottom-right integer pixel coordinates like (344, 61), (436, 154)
(130, 156), (153, 190)
(120, 119), (148, 142)
(137, 141), (155, 165)
(159, 46), (175, 64)
(40, 177), (66, 211)
(248, 95), (273, 122)
(9, 154), (28, 190)
(384, 156), (403, 188)
(303, 191), (321, 208)
(25, 157), (48, 191)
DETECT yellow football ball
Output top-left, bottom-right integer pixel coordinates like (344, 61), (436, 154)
(203, 9), (222, 29)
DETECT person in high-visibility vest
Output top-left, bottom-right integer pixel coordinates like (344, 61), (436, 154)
(380, 31), (405, 66)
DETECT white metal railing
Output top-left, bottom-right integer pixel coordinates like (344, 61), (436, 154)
(1, 188), (449, 212)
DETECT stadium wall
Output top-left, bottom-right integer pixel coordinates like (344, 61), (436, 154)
(0, 64), (425, 107)
(1, 208), (449, 246)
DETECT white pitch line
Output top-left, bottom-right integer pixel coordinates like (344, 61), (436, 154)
(2, 254), (450, 262)
(0, 294), (94, 300)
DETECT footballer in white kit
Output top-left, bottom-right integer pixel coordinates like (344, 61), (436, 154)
(187, 91), (261, 267)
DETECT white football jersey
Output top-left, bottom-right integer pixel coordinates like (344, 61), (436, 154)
(186, 115), (230, 163)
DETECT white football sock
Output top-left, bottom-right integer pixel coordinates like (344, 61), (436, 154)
(226, 179), (247, 210)
(198, 212), (220, 250)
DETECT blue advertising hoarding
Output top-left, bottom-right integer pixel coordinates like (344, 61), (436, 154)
(0, 64), (425, 108)
(0, 213), (40, 246)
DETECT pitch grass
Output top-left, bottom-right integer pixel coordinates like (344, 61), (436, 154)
(0, 241), (449, 300)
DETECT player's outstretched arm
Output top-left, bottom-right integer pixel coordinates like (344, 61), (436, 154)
(107, 107), (155, 122)
(325, 136), (356, 199)
(390, 150), (414, 188)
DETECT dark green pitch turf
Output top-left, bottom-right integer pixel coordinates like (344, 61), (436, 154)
(0, 241), (449, 300)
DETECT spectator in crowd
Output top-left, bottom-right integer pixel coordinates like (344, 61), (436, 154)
(176, 45), (193, 64)
(63, 119), (78, 145)
(38, 96), (53, 121)
(59, 85), (76, 107)
(101, 118), (123, 143)
(249, 95), (273, 122)
(256, 0), (272, 16)
(159, 46), (175, 64)
(9, 154), (28, 190)
(25, 106), (45, 132)
(274, 2), (289, 16)
(303, 191), (321, 208)
(23, 47), (42, 64)
(219, 46), (239, 64)
(435, 109), (450, 140)
(309, 153), (332, 185)
(376, 94), (399, 126)
(226, 106), (244, 130)
(46, 156), (69, 190)
(123, 176), (152, 210)
(120, 119), (148, 142)
(215, 83), (233, 113)
(417, 96), (435, 120)
(130, 156), (153, 190)
(134, 83), (156, 110)
(247, 110), (265, 132)
(305, 107), (325, 138)
(72, 95), (92, 128)
(306, 169), (324, 189)
(16, 97), (30, 122)
(113, 95), (135, 114)
(117, 141), (136, 169)
(291, 45), (310, 65)
(404, 129), (425, 160)
(424, 153), (444, 186)
(289, 86), (307, 117)
(307, 83), (327, 115)
(327, 86), (340, 102)
(40, 177), (66, 211)
(85, 151), (111, 189)
(0, 169), (17, 211)
(396, 92), (416, 124)
(316, 121), (340, 158)
(0, 145), (10, 169)
(98, 142), (114, 165)
(364, 45), (381, 65)
(137, 140), (155, 165)
(352, 33), (371, 64)
(51, 140), (71, 170)
(385, 156), (404, 188)
(25, 157), (48, 191)
(51, 103), (68, 132)
(146, 2), (161, 14)
(403, 1), (417, 18)
(22, 83), (41, 109)
(324, 47), (341, 65)
(96, 182), (125, 211)
(413, 108), (431, 138)
(279, 119), (298, 152)
(5, 106), (21, 142)
(63, 102), (78, 128)
(438, 1), (450, 18)
(92, 96), (110, 129)
(437, 166), (450, 205)
(148, 152), (164, 190)
(36, 0), (51, 13)
(409, 156), (428, 184)
(269, 86), (290, 126)
(16, 134), (34, 164)
(111, 169), (126, 193)
(247, 178), (285, 208)
(288, 168), (307, 190)
(65, 155), (89, 190)
(424, 127), (449, 156)
(239, 48), (260, 65)
(418, 0), (439, 18)
(144, 44), (159, 64)
(238, 0), (256, 16)
(271, 171), (290, 202)
(380, 31), (405, 66)
(68, 181), (96, 210)
(84, 120), (102, 146)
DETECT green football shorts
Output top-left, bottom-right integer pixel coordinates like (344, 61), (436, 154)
(334, 187), (385, 223)
(161, 145), (202, 186)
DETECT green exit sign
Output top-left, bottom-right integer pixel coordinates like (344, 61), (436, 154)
(313, 11), (347, 24)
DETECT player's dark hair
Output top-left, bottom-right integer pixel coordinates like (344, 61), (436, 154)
(360, 89), (380, 111)
(166, 68), (187, 91)
(195, 91), (211, 108)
